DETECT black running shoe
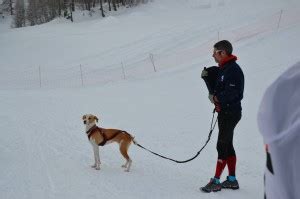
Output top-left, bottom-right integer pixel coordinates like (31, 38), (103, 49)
(201, 178), (222, 193)
(221, 176), (239, 190)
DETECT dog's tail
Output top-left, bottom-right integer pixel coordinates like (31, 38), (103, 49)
(122, 131), (138, 145)
(132, 137), (138, 145)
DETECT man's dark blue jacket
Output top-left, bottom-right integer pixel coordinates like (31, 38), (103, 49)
(214, 58), (244, 113)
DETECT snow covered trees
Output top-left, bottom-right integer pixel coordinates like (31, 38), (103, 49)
(26, 0), (57, 26)
(5, 0), (150, 28)
(1, 0), (14, 15)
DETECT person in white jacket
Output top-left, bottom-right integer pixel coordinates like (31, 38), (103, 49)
(257, 61), (300, 199)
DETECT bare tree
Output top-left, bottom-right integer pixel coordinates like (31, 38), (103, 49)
(27, 0), (51, 25)
(112, 0), (117, 11)
(10, 0), (150, 28)
(71, 0), (75, 11)
(1, 0), (14, 15)
(47, 0), (59, 19)
(13, 0), (25, 27)
(108, 0), (111, 11)
(26, 0), (37, 25)
(99, 0), (105, 17)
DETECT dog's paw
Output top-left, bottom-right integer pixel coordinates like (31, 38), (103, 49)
(95, 167), (101, 170)
(91, 163), (101, 168)
(124, 169), (130, 172)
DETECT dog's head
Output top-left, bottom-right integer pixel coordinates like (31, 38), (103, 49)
(82, 114), (99, 126)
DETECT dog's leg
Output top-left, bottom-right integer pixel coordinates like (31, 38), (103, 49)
(91, 141), (101, 170)
(120, 141), (132, 172)
(94, 145), (101, 170)
(124, 159), (132, 172)
(91, 145), (97, 168)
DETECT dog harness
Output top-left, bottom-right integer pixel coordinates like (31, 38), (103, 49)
(86, 125), (124, 146)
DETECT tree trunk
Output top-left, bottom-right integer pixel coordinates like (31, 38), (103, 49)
(71, 0), (75, 11)
(121, 0), (125, 6)
(112, 0), (117, 11)
(99, 0), (105, 17)
(108, 0), (111, 11)
(69, 4), (73, 22)
(14, 0), (25, 27)
(9, 0), (13, 15)
(87, 0), (91, 11)
(58, 0), (62, 16)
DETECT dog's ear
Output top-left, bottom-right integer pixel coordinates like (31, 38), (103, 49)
(94, 116), (99, 123)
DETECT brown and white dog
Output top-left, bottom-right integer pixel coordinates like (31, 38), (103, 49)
(82, 114), (135, 172)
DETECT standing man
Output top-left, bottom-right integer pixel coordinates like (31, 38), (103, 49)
(200, 40), (244, 193)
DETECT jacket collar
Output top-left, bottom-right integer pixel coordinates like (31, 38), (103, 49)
(219, 55), (237, 68)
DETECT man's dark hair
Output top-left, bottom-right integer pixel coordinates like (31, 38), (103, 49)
(214, 40), (233, 55)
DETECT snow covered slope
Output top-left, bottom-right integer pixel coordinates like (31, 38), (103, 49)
(0, 0), (300, 198)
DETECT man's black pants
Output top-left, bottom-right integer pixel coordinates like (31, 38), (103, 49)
(216, 111), (242, 160)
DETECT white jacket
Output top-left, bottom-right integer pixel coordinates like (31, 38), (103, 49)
(257, 62), (300, 199)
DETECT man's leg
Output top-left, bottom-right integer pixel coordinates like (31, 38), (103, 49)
(221, 112), (241, 189)
(201, 113), (229, 192)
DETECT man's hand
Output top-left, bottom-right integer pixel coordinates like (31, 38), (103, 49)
(213, 95), (219, 102)
(201, 68), (208, 78)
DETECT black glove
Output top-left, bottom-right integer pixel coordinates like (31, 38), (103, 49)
(201, 68), (208, 78)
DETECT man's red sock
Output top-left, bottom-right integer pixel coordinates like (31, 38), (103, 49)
(214, 159), (227, 179)
(227, 156), (236, 176)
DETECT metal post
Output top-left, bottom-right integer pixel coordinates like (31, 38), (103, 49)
(149, 53), (156, 72)
(121, 62), (126, 79)
(80, 64), (84, 86)
(39, 66), (42, 88)
(277, 9), (283, 30)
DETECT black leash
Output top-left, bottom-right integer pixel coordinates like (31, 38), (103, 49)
(135, 109), (218, 163)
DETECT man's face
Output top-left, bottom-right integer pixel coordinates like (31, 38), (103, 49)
(212, 48), (225, 64)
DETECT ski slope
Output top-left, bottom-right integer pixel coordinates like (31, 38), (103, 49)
(1, 0), (300, 198)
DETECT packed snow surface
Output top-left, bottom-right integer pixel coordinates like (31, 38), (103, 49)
(1, 0), (300, 198)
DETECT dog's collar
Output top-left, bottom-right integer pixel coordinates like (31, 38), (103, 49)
(86, 125), (98, 136)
